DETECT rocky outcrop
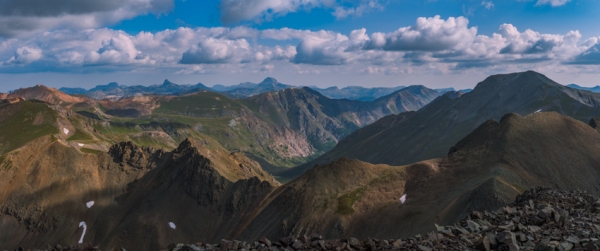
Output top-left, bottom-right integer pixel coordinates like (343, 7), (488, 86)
(108, 141), (163, 169)
(589, 117), (600, 134)
(0, 137), (279, 250)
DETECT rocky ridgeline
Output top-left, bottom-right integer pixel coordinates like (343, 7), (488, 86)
(8, 187), (600, 251)
(170, 187), (600, 251)
(3, 244), (108, 251)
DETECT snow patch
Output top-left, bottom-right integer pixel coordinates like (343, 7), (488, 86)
(534, 109), (542, 113)
(78, 221), (87, 244)
(78, 143), (85, 147)
(399, 194), (407, 204)
(63, 128), (69, 135)
(86, 201), (94, 208)
(228, 119), (237, 127)
(169, 222), (176, 229)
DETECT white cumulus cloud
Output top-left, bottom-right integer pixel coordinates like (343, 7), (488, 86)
(535, 0), (571, 7)
(180, 38), (252, 64)
(4, 46), (43, 64)
(0, 0), (174, 38)
(366, 16), (477, 52)
(219, 0), (386, 24)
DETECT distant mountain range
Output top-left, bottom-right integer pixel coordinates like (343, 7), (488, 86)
(60, 79), (211, 100)
(59, 77), (458, 101)
(567, 83), (600, 93)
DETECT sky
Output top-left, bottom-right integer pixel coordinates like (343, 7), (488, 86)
(1, 0), (600, 92)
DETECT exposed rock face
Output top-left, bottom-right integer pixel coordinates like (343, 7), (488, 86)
(0, 137), (278, 250)
(590, 117), (600, 133)
(108, 141), (162, 169)
(242, 86), (439, 154)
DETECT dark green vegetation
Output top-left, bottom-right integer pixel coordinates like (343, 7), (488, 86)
(80, 148), (104, 154)
(335, 187), (366, 215)
(0, 101), (58, 154)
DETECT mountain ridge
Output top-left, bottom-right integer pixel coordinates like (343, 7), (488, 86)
(280, 70), (600, 178)
(239, 111), (600, 241)
(567, 83), (600, 93)
(57, 77), (437, 102)
(4, 108), (600, 249)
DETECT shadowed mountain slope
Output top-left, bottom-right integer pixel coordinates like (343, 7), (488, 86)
(3, 112), (600, 249)
(0, 136), (278, 250)
(280, 71), (600, 178)
(238, 112), (600, 241)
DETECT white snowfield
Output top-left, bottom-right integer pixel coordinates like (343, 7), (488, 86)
(400, 194), (407, 204)
(86, 201), (94, 208)
(78, 143), (85, 147)
(63, 128), (69, 135)
(169, 222), (176, 229)
(78, 221), (87, 244)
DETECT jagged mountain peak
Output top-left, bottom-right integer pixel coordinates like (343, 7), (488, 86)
(175, 137), (197, 153)
(162, 79), (177, 86)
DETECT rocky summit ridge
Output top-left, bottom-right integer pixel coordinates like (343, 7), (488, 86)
(168, 187), (600, 251)
(19, 187), (600, 251)
(167, 187), (600, 251)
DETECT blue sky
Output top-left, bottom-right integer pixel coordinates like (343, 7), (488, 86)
(1, 0), (600, 91)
